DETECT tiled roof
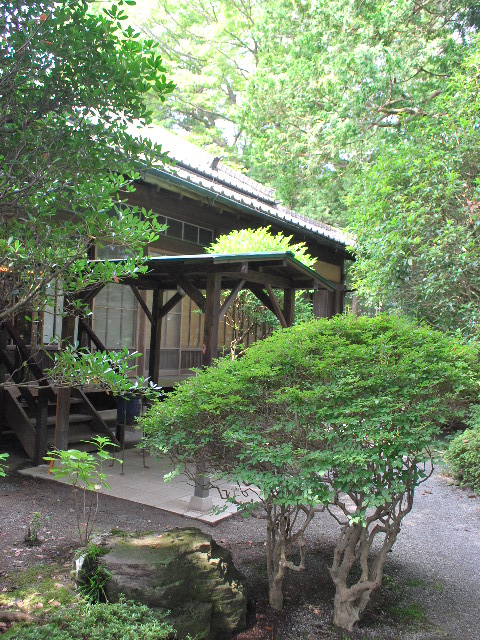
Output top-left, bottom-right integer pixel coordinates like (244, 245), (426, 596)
(133, 126), (349, 250)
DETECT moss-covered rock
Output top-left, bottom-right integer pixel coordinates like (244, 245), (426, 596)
(98, 528), (247, 640)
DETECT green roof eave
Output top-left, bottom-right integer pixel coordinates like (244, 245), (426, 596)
(90, 251), (338, 291)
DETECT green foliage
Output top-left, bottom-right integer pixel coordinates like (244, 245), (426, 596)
(0, 452), (8, 477)
(75, 544), (111, 604)
(3, 597), (175, 640)
(0, 0), (174, 322)
(445, 406), (480, 493)
(140, 314), (480, 619)
(142, 314), (479, 511)
(44, 437), (119, 544)
(392, 602), (426, 623)
(138, 0), (473, 224)
(24, 512), (44, 546)
(348, 41), (480, 337)
(207, 226), (316, 268)
(45, 346), (161, 399)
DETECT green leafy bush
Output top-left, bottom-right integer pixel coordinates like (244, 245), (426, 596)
(0, 452), (8, 477)
(445, 406), (480, 492)
(4, 598), (175, 640)
(140, 313), (480, 630)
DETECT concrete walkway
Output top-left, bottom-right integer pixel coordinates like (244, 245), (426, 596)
(20, 448), (253, 524)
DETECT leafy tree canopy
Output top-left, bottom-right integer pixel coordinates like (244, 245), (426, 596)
(207, 226), (316, 268)
(135, 0), (477, 223)
(347, 41), (480, 338)
(0, 0), (174, 322)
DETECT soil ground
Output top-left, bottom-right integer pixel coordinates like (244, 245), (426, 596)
(1, 434), (480, 640)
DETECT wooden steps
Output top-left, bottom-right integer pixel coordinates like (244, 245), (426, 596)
(2, 386), (118, 462)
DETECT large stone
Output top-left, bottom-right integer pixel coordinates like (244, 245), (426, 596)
(95, 528), (247, 639)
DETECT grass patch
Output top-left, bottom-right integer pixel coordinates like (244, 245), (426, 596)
(392, 602), (426, 622)
(0, 564), (78, 615)
(406, 578), (428, 589)
(363, 571), (431, 630)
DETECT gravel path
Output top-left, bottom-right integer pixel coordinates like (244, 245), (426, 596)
(387, 469), (480, 639)
(1, 438), (480, 639)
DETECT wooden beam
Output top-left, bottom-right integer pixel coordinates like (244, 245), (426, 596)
(3, 389), (36, 459)
(56, 298), (77, 451)
(242, 269), (292, 289)
(73, 389), (119, 445)
(0, 350), (39, 413)
(248, 285), (277, 316)
(219, 280), (246, 321)
(3, 320), (46, 382)
(202, 273), (222, 367)
(157, 291), (185, 321)
(335, 286), (344, 315)
(80, 283), (105, 305)
(327, 289), (336, 318)
(266, 285), (288, 328)
(148, 289), (163, 385)
(312, 289), (327, 318)
(130, 285), (153, 324)
(55, 385), (70, 451)
(78, 318), (107, 352)
(174, 275), (206, 312)
(61, 311), (76, 344)
(283, 288), (295, 327)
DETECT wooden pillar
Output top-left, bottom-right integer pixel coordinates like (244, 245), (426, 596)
(352, 293), (358, 317)
(148, 289), (163, 386)
(0, 325), (8, 433)
(283, 288), (295, 327)
(326, 289), (336, 318)
(55, 302), (76, 451)
(55, 386), (70, 451)
(190, 273), (221, 513)
(313, 289), (328, 318)
(34, 386), (49, 464)
(335, 287), (344, 315)
(202, 273), (222, 367)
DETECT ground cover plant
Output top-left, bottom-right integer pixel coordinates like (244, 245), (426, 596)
(2, 596), (175, 640)
(0, 452), (8, 476)
(140, 313), (480, 631)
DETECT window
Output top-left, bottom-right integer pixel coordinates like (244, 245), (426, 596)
(159, 216), (214, 246)
(94, 284), (137, 349)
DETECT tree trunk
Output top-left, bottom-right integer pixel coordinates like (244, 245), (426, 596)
(269, 576), (284, 610)
(332, 591), (361, 632)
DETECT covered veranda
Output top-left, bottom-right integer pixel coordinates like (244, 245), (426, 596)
(80, 251), (343, 382)
(14, 252), (343, 515)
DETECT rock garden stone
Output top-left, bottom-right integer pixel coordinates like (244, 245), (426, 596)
(79, 528), (248, 640)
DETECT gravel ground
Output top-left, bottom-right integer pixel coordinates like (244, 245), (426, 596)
(1, 435), (480, 639)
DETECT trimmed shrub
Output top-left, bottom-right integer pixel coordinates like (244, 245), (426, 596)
(445, 406), (480, 493)
(140, 313), (480, 630)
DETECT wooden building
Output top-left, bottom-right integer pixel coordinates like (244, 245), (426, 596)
(0, 130), (351, 464)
